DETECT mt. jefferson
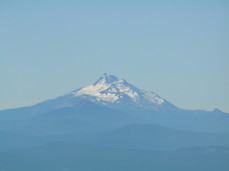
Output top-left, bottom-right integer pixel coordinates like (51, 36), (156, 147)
(43, 73), (176, 112)
(0, 73), (228, 133)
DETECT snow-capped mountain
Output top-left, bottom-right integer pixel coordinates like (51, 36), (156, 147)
(0, 73), (229, 133)
(73, 73), (164, 104)
(45, 73), (175, 111)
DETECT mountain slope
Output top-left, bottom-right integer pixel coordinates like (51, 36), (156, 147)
(0, 101), (139, 135)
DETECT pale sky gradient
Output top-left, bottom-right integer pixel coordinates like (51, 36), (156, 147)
(1, 0), (229, 112)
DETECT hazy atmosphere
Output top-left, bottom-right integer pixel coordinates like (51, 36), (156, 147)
(1, 1), (229, 171)
(1, 0), (229, 112)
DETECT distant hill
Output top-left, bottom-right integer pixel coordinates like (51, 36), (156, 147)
(1, 142), (229, 171)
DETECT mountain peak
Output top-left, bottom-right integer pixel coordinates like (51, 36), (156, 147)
(68, 73), (165, 110)
(94, 73), (118, 85)
(213, 108), (223, 113)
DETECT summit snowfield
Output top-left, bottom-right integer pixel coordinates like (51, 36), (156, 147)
(73, 74), (146, 103)
(68, 73), (165, 110)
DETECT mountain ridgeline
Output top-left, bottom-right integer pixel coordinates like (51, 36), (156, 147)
(0, 73), (228, 133)
(0, 73), (229, 171)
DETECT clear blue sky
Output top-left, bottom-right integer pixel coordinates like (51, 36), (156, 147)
(1, 0), (229, 112)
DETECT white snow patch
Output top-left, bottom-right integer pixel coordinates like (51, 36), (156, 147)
(114, 82), (139, 100)
(71, 75), (163, 105)
(73, 83), (119, 102)
(142, 91), (164, 104)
